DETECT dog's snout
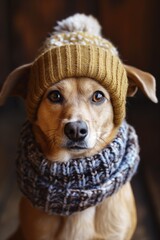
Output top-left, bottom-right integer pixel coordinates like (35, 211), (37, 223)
(64, 121), (88, 141)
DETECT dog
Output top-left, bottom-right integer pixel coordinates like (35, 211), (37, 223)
(0, 14), (158, 240)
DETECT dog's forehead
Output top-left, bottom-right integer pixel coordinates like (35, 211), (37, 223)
(47, 77), (109, 95)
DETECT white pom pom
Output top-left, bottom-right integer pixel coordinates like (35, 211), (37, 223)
(54, 13), (102, 36)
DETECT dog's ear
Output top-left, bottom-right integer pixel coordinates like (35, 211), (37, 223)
(125, 65), (158, 103)
(0, 63), (32, 105)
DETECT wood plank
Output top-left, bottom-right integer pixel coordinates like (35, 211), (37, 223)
(99, 0), (153, 69)
(144, 166), (160, 230)
(0, 1), (11, 84)
(132, 175), (160, 240)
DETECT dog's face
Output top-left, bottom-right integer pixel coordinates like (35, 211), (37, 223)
(33, 77), (116, 162)
(0, 63), (157, 162)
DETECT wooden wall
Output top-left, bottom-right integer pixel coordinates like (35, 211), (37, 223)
(0, 0), (159, 70)
(1, 0), (160, 79)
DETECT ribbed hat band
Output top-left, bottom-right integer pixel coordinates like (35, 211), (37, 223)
(27, 45), (128, 126)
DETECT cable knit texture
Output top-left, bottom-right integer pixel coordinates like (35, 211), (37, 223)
(26, 14), (128, 126)
(17, 121), (140, 216)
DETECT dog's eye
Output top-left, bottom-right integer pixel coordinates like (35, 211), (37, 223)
(92, 91), (106, 104)
(47, 90), (63, 103)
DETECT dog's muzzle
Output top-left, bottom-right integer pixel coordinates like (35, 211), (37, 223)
(64, 121), (88, 149)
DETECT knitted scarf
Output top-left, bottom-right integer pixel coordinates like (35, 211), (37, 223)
(17, 121), (140, 216)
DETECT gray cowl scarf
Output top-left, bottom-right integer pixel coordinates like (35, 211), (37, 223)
(17, 121), (140, 216)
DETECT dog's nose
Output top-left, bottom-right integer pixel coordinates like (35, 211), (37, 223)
(64, 121), (88, 141)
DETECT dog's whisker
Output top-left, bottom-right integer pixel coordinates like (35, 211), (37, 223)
(46, 129), (57, 133)
(97, 136), (106, 145)
(47, 135), (62, 150)
(95, 131), (103, 134)
(47, 133), (56, 139)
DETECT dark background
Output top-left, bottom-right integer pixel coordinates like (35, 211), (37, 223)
(0, 0), (159, 239)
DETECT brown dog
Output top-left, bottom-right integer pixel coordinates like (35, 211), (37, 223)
(1, 68), (157, 240)
(0, 14), (158, 240)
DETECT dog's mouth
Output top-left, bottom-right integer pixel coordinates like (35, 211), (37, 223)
(69, 146), (88, 150)
(65, 141), (88, 151)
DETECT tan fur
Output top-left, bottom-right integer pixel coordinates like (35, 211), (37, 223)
(12, 77), (137, 240)
(33, 78), (116, 162)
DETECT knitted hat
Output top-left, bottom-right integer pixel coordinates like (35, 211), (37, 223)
(26, 14), (128, 126)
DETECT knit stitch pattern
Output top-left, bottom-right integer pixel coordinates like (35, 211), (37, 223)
(17, 121), (140, 216)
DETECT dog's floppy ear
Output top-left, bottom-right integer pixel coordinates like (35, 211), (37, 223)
(0, 63), (32, 105)
(125, 65), (158, 103)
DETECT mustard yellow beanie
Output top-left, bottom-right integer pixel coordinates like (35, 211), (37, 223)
(27, 14), (128, 126)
